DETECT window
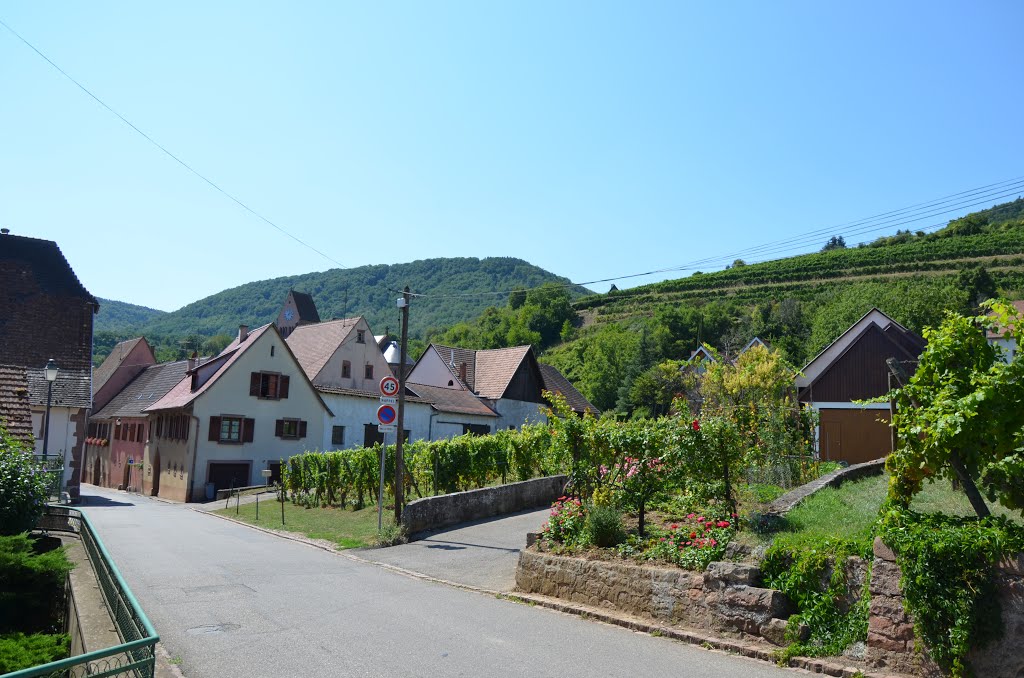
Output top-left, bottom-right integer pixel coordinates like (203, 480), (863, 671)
(364, 364), (374, 380)
(250, 372), (290, 399)
(209, 416), (254, 444)
(342, 361), (351, 379)
(221, 417), (243, 443)
(332, 426), (345, 446)
(275, 418), (307, 440)
(356, 330), (366, 344)
(270, 345), (275, 357)
(463, 423), (491, 436)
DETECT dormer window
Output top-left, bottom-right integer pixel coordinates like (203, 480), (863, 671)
(356, 330), (366, 344)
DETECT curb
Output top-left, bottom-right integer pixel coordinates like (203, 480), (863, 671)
(196, 509), (907, 677)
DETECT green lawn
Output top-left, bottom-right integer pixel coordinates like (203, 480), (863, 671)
(769, 472), (1023, 551)
(214, 497), (395, 549)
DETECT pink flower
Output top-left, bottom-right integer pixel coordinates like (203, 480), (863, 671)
(705, 521), (714, 529)
(710, 539), (717, 547)
(717, 521), (730, 528)
(686, 513), (695, 519)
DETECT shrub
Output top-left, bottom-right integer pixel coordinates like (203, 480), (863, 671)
(0, 426), (52, 535)
(0, 534), (74, 634)
(0, 632), (69, 673)
(636, 511), (736, 570)
(586, 505), (625, 547)
(541, 497), (587, 546)
(373, 521), (406, 548)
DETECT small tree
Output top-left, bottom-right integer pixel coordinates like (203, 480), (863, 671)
(887, 301), (1024, 515)
(0, 425), (52, 535)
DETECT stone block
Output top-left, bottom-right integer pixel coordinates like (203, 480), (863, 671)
(759, 618), (788, 646)
(704, 561), (761, 589)
(873, 536), (896, 562)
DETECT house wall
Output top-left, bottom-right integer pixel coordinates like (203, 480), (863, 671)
(143, 414), (195, 502)
(312, 318), (395, 392)
(992, 336), (1017, 363)
(83, 416), (147, 491)
(492, 398), (548, 431)
(501, 361), (545, 403)
(191, 328), (327, 493)
(31, 405), (85, 492)
(92, 341), (155, 412)
(816, 405), (892, 465)
(803, 325), (909, 403)
(408, 347), (462, 389)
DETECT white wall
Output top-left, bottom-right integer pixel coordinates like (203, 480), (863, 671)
(492, 399), (548, 431)
(192, 328), (329, 487)
(408, 346), (462, 389)
(314, 318), (396, 391)
(31, 405), (82, 489)
(992, 337), (1017, 363)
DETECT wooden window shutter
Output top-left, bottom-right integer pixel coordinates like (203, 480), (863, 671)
(243, 418), (255, 443)
(298, 420), (307, 438)
(275, 419), (284, 437)
(279, 375), (290, 399)
(249, 372), (260, 396)
(208, 416), (221, 441)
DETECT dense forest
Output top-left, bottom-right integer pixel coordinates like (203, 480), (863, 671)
(92, 257), (589, 365)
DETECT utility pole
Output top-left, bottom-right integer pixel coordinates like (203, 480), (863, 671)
(394, 286), (410, 524)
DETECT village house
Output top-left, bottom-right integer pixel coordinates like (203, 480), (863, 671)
(0, 229), (98, 500)
(796, 308), (926, 464)
(275, 289), (321, 339)
(142, 324), (331, 501)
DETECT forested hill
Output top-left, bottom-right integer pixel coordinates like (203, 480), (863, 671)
(532, 198), (1024, 415)
(94, 257), (589, 363)
(94, 299), (166, 334)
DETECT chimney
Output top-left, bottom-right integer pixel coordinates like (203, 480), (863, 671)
(459, 362), (468, 384)
(187, 351), (197, 372)
(238, 325), (249, 343)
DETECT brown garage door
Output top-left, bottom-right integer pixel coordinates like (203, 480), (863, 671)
(818, 408), (892, 465)
(208, 462), (251, 492)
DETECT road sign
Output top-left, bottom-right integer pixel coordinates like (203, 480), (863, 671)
(379, 396), (397, 405)
(379, 376), (399, 397)
(127, 457), (135, 466)
(377, 424), (397, 433)
(377, 404), (397, 425)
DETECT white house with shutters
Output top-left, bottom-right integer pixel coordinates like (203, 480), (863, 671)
(143, 323), (331, 501)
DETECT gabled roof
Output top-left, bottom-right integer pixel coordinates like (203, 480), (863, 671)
(689, 345), (716, 363)
(93, 361), (190, 420)
(0, 365), (33, 443)
(473, 346), (533, 400)
(405, 383), (498, 417)
(286, 317), (362, 380)
(739, 337), (770, 355)
(795, 308), (923, 388)
(537, 363), (599, 414)
(383, 341), (414, 366)
(428, 344), (479, 390)
(92, 337), (153, 396)
(290, 290), (321, 323)
(0, 232), (97, 305)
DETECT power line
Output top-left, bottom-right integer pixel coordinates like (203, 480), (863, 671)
(0, 17), (347, 270)
(403, 180), (1023, 300)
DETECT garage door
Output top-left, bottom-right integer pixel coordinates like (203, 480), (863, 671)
(208, 462), (251, 491)
(818, 408), (892, 464)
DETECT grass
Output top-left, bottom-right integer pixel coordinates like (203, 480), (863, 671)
(769, 472), (1024, 551)
(214, 497), (396, 549)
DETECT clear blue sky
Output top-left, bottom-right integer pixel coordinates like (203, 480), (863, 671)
(2, 2), (1022, 312)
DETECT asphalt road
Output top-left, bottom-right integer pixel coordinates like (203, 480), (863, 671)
(80, 486), (795, 678)
(359, 507), (550, 591)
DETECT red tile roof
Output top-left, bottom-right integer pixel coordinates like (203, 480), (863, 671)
(92, 337), (154, 396)
(286, 318), (361, 380)
(405, 383), (498, 417)
(537, 362), (599, 414)
(473, 346), (533, 400)
(0, 365), (33, 443)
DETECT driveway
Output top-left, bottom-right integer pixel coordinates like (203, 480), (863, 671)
(79, 485), (795, 678)
(356, 507), (550, 591)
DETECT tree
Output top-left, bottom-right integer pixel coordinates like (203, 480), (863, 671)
(627, 360), (690, 418)
(821, 235), (847, 251)
(886, 301), (1024, 516)
(956, 265), (997, 311)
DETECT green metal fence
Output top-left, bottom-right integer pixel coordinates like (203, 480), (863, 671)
(5, 506), (159, 678)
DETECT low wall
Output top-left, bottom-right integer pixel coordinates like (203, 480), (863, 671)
(764, 457), (886, 517)
(868, 537), (1024, 677)
(516, 550), (790, 640)
(402, 475), (567, 536)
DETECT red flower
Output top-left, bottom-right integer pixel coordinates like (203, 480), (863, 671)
(690, 532), (697, 539)
(705, 521), (714, 529)
(717, 521), (730, 528)
(670, 524), (678, 530)
(692, 419), (700, 432)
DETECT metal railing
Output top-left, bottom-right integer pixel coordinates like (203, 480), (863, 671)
(5, 506), (159, 678)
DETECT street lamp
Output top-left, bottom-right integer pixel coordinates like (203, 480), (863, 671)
(42, 359), (59, 457)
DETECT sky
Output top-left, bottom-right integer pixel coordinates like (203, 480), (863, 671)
(1, 2), (1022, 312)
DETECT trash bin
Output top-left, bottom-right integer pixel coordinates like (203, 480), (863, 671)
(205, 482), (216, 501)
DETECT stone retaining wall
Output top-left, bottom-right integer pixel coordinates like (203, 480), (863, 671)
(516, 550), (789, 640)
(402, 475), (567, 536)
(763, 457), (887, 518)
(868, 537), (1024, 677)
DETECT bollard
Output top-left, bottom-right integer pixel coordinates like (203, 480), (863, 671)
(236, 491), (240, 515)
(255, 493), (259, 521)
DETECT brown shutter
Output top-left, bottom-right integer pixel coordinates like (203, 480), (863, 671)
(298, 420), (307, 439)
(243, 418), (255, 443)
(208, 416), (221, 441)
(250, 372), (260, 396)
(275, 419), (284, 437)
(279, 375), (290, 399)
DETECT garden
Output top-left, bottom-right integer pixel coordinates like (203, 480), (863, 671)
(0, 424), (75, 673)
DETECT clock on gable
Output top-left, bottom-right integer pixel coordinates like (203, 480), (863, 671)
(283, 309), (294, 321)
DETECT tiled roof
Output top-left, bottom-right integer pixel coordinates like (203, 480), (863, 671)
(473, 346), (533, 399)
(291, 291), (321, 323)
(145, 324), (274, 412)
(405, 383), (498, 417)
(537, 363), (599, 415)
(316, 385), (427, 404)
(0, 365), (33, 443)
(430, 344), (478, 390)
(92, 337), (151, 395)
(93, 361), (190, 420)
(26, 367), (92, 409)
(286, 318), (361, 380)
(0, 232), (97, 304)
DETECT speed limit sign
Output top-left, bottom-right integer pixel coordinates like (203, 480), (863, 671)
(379, 375), (399, 397)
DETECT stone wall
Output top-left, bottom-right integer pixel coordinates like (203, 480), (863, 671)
(868, 537), (1024, 677)
(763, 457), (886, 518)
(402, 475), (567, 536)
(516, 550), (789, 640)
